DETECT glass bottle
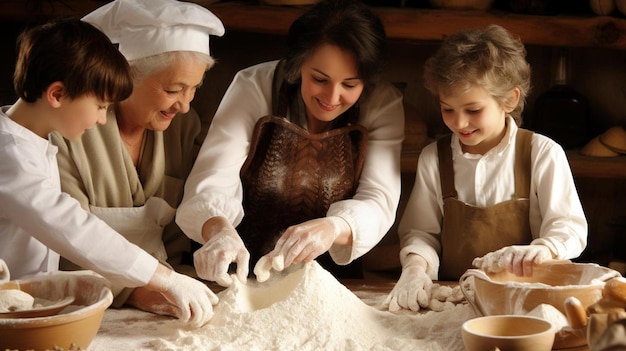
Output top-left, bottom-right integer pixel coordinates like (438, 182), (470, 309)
(531, 48), (589, 149)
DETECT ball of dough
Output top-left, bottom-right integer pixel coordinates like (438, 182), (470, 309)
(0, 289), (35, 312)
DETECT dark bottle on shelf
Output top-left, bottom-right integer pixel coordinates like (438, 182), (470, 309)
(531, 49), (589, 149)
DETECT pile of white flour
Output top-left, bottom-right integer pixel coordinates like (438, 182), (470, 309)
(146, 261), (474, 351)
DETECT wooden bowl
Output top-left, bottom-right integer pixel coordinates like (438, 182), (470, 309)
(462, 315), (555, 351)
(599, 126), (626, 154)
(581, 136), (620, 157)
(0, 272), (112, 351)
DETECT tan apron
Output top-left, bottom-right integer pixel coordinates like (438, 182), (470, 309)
(89, 197), (175, 305)
(238, 116), (367, 277)
(438, 129), (534, 281)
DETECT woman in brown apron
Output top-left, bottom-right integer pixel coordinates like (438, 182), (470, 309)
(177, 0), (404, 286)
(385, 25), (587, 312)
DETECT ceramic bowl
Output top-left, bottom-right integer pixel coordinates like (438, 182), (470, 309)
(460, 262), (620, 317)
(462, 315), (555, 351)
(0, 271), (112, 351)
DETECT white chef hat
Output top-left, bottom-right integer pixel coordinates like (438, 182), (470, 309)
(82, 0), (225, 61)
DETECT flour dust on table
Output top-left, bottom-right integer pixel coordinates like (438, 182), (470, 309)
(146, 261), (475, 351)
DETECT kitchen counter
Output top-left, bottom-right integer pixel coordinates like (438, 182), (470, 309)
(88, 278), (589, 351)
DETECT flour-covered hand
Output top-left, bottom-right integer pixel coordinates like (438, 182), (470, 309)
(194, 221), (249, 287)
(384, 265), (432, 312)
(253, 254), (286, 283)
(146, 265), (218, 328)
(0, 259), (9, 282)
(473, 245), (553, 277)
(271, 217), (348, 269)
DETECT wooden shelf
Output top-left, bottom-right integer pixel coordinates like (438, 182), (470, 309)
(202, 2), (626, 49)
(567, 150), (626, 179)
(3, 1), (626, 49)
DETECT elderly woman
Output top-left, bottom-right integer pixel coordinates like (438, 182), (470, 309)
(50, 0), (224, 316)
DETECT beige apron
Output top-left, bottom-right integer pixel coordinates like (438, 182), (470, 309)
(438, 129), (533, 281)
(238, 116), (367, 277)
(89, 197), (175, 304)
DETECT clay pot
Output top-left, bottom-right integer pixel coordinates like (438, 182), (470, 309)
(462, 315), (555, 351)
(0, 272), (112, 351)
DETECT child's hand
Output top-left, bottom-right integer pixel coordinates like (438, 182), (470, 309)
(473, 245), (552, 277)
(384, 265), (433, 312)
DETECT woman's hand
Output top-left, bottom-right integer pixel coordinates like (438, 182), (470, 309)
(273, 216), (350, 267)
(253, 217), (350, 281)
(193, 216), (250, 287)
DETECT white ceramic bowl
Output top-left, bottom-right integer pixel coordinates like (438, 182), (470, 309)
(0, 271), (112, 351)
(462, 315), (555, 351)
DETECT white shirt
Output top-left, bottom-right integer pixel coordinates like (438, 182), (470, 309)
(399, 118), (588, 279)
(177, 60), (405, 264)
(0, 106), (157, 286)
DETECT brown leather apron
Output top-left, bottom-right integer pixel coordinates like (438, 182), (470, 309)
(236, 61), (368, 278)
(437, 129), (534, 281)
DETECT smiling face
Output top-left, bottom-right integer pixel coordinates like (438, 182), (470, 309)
(300, 44), (364, 133)
(439, 85), (515, 155)
(117, 55), (207, 132)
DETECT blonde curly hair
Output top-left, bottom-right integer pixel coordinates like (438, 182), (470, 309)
(423, 24), (531, 126)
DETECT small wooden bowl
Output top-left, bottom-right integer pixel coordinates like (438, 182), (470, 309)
(599, 126), (626, 154)
(0, 272), (112, 351)
(462, 315), (555, 351)
(581, 136), (621, 157)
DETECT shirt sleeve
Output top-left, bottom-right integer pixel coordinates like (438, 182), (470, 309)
(50, 131), (91, 211)
(0, 142), (158, 287)
(528, 135), (588, 259)
(177, 61), (276, 243)
(328, 82), (404, 264)
(396, 141), (443, 279)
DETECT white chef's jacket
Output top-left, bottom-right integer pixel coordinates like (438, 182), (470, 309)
(0, 106), (158, 286)
(177, 60), (405, 264)
(399, 117), (588, 279)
